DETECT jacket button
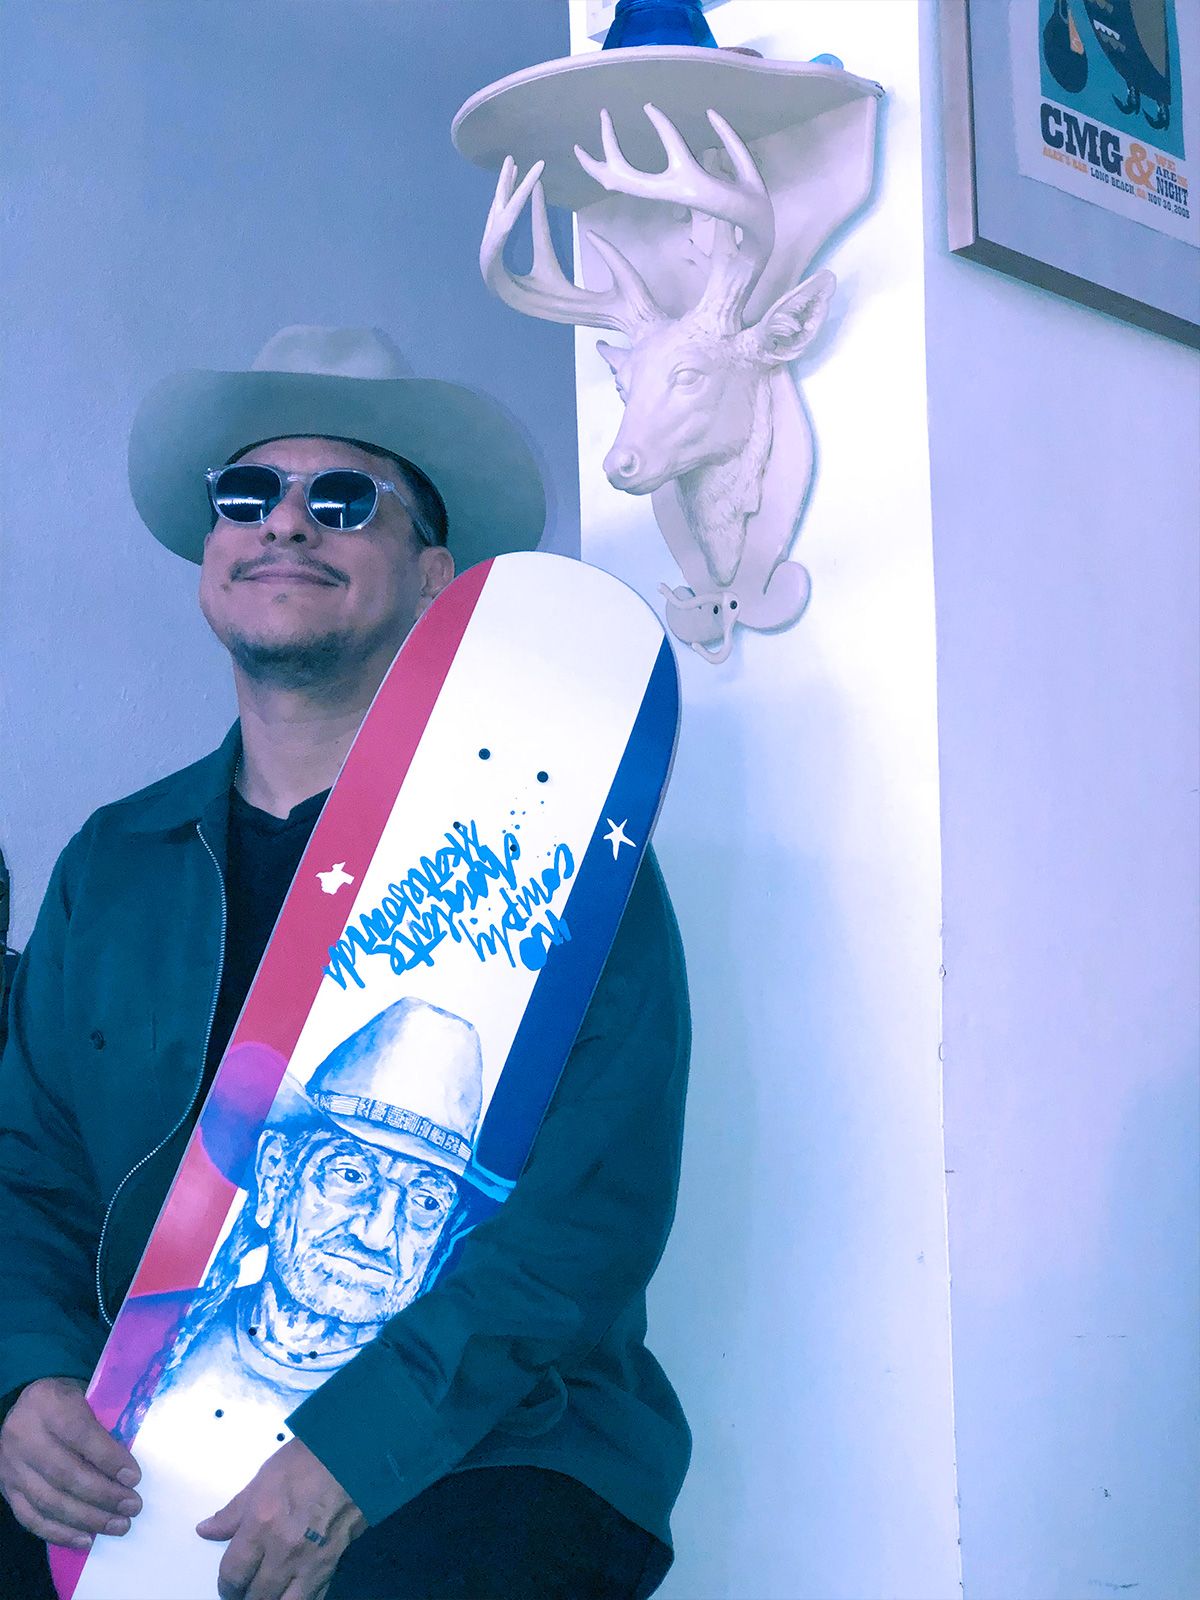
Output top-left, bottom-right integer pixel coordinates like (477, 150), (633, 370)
(89, 1029), (105, 1049)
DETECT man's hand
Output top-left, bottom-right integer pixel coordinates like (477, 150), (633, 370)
(196, 1437), (366, 1600)
(0, 1376), (142, 1550)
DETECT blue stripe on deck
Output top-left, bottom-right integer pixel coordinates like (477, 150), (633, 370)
(469, 638), (679, 1190)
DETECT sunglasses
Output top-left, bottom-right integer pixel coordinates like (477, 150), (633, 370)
(206, 464), (437, 540)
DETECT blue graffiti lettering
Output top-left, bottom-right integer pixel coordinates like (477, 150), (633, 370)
(324, 823), (574, 989)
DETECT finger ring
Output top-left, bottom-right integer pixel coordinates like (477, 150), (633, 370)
(303, 1528), (329, 1547)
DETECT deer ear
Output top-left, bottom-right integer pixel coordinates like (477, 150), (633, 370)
(595, 339), (628, 376)
(750, 269), (836, 365)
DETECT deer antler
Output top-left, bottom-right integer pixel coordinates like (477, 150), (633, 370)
(573, 105), (776, 331)
(480, 155), (664, 336)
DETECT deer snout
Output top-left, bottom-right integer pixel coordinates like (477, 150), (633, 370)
(605, 447), (642, 483)
(603, 443), (666, 494)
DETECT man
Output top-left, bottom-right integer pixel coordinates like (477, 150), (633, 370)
(0, 329), (691, 1599)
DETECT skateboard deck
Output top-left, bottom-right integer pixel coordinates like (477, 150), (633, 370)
(57, 552), (679, 1600)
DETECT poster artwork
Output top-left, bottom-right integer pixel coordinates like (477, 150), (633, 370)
(1012, 0), (1199, 247)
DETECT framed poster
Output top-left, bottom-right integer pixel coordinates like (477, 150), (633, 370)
(941, 0), (1200, 347)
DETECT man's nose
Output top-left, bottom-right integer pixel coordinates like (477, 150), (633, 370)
(350, 1188), (401, 1251)
(259, 482), (322, 546)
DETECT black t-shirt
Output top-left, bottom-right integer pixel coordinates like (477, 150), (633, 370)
(202, 786), (329, 1095)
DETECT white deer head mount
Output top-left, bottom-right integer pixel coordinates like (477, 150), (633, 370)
(480, 98), (855, 663)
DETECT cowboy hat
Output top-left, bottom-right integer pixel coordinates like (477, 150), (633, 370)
(201, 997), (485, 1189)
(128, 325), (546, 570)
(296, 994), (484, 1177)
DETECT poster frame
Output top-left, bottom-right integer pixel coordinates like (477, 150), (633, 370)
(939, 0), (1200, 349)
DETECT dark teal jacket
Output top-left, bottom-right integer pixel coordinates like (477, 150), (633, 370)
(0, 729), (692, 1544)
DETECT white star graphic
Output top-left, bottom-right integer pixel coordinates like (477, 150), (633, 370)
(602, 819), (635, 861)
(316, 862), (354, 895)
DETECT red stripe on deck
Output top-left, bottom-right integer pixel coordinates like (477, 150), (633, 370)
(108, 563), (492, 1300)
(237, 557), (491, 1054)
(129, 1144), (233, 1298)
(49, 1544), (85, 1598)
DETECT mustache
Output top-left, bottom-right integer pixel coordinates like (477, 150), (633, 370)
(231, 553), (347, 584)
(313, 1231), (398, 1272)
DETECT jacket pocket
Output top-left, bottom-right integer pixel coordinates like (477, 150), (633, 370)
(495, 1366), (568, 1438)
(77, 1009), (166, 1198)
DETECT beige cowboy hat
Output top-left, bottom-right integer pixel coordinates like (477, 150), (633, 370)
(267, 995), (483, 1179)
(128, 325), (547, 571)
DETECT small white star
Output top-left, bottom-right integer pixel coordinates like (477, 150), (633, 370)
(602, 819), (635, 861)
(317, 862), (354, 895)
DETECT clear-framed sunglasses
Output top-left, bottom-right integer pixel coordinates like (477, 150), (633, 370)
(206, 463), (440, 542)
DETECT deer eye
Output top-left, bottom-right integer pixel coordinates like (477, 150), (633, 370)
(671, 368), (703, 389)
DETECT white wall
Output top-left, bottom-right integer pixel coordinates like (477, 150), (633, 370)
(0, 0), (576, 947)
(569, 5), (960, 1597)
(919, 8), (1200, 1599)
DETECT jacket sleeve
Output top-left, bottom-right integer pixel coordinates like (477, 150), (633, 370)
(0, 831), (107, 1414)
(287, 853), (691, 1525)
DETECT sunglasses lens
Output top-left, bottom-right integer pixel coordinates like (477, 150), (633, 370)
(210, 465), (284, 523)
(308, 470), (378, 530)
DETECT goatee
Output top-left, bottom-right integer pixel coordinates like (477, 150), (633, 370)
(225, 628), (380, 691)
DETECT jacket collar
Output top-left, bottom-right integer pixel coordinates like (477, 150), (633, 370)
(121, 723), (241, 836)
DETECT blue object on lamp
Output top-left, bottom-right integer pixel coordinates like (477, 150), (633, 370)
(810, 53), (844, 69)
(602, 0), (719, 50)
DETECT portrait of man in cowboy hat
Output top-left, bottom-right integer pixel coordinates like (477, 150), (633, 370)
(151, 997), (486, 1414)
(116, 995), (486, 1484)
(0, 326), (691, 1600)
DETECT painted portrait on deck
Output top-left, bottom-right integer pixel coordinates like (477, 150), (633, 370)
(120, 996), (486, 1437)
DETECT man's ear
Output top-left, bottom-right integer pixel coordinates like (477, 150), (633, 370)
(253, 1130), (288, 1228)
(747, 269), (836, 366)
(416, 545), (455, 615)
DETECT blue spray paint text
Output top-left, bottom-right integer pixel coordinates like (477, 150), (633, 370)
(324, 820), (574, 990)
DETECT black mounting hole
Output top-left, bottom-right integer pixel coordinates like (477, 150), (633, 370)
(248, 1326), (258, 1337)
(712, 605), (720, 616)
(214, 1409), (224, 1418)
(729, 599), (738, 610)
(536, 771), (549, 784)
(276, 1433), (286, 1442)
(307, 1351), (319, 1360)
(478, 748), (491, 760)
